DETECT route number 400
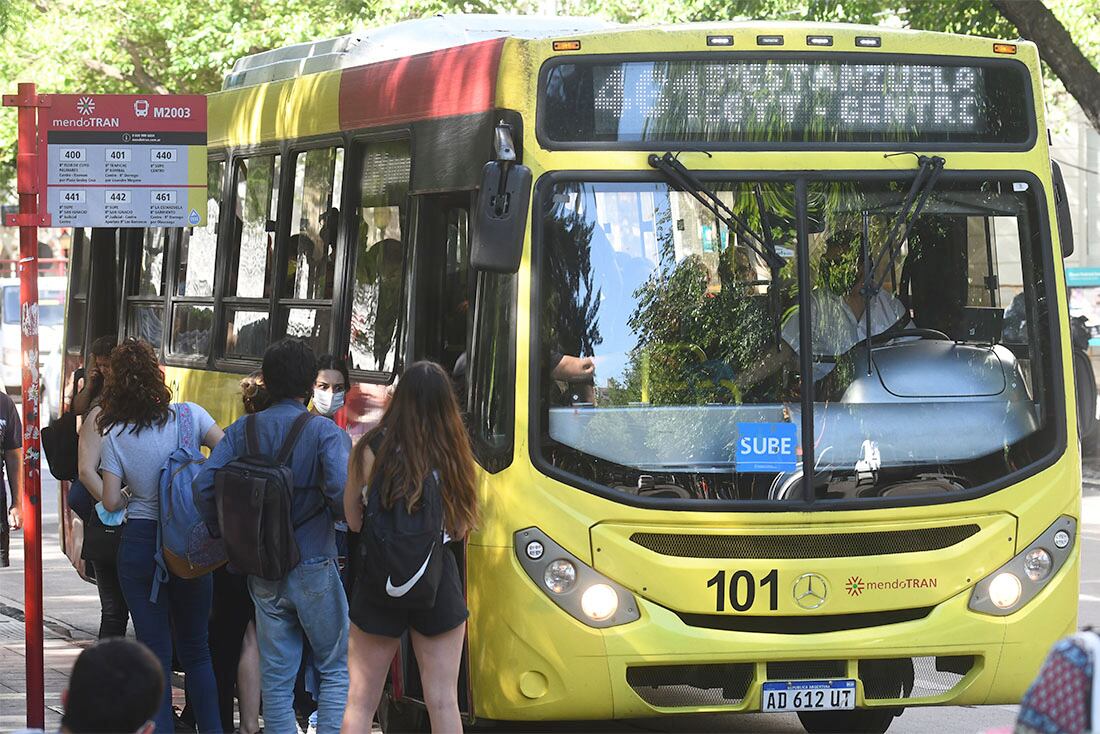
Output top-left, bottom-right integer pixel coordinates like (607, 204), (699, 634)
(706, 569), (779, 612)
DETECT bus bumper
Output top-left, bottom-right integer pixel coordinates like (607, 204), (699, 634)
(467, 541), (1078, 720)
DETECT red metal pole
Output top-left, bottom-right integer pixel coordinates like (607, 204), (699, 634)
(10, 81), (44, 730)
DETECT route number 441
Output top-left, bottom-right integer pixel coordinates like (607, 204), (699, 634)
(706, 569), (778, 612)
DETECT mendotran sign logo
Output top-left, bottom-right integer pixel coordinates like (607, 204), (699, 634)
(847, 575), (939, 597)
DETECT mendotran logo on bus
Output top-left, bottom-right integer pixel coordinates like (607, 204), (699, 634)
(847, 575), (939, 597)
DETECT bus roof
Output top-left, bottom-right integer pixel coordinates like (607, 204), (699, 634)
(223, 15), (1030, 92)
(209, 16), (1038, 154)
(222, 14), (616, 90)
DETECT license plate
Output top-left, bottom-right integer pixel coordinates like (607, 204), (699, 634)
(761, 680), (856, 712)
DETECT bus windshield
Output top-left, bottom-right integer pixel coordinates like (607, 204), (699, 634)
(537, 176), (1056, 505)
(3, 287), (65, 326)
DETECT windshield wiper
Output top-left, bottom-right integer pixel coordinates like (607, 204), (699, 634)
(859, 154), (946, 371)
(648, 152), (786, 273)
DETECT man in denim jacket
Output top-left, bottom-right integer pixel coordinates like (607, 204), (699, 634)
(194, 338), (351, 734)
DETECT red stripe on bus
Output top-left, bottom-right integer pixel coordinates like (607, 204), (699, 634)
(339, 38), (505, 129)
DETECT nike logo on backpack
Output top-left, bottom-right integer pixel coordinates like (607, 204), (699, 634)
(385, 547), (434, 597)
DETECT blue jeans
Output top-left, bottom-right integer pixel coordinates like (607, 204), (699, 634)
(117, 519), (221, 734)
(249, 556), (349, 734)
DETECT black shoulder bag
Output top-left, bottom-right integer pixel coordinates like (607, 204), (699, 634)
(42, 369), (82, 481)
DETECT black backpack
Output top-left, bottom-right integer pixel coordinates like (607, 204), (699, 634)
(213, 412), (316, 580)
(355, 444), (445, 610)
(42, 373), (81, 481)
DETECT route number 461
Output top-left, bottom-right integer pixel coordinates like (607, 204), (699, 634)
(706, 569), (778, 612)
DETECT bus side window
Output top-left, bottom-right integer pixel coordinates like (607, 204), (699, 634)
(177, 159), (222, 297)
(125, 227), (168, 348)
(168, 158), (223, 360)
(274, 146), (344, 355)
(223, 154), (279, 359)
(468, 270), (517, 471)
(348, 140), (410, 375)
(967, 216), (998, 308)
(411, 197), (473, 372)
(443, 207), (472, 372)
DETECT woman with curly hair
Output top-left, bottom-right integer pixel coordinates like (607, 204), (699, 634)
(98, 338), (226, 733)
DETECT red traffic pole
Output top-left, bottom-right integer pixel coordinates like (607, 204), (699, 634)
(4, 81), (45, 730)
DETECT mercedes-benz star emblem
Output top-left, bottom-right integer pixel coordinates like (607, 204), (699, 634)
(793, 573), (828, 610)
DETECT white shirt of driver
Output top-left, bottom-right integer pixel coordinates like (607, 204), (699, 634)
(780, 288), (909, 381)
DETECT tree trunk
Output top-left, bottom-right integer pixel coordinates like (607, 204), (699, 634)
(991, 0), (1100, 132)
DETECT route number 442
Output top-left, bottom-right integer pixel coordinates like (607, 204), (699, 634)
(707, 569), (778, 612)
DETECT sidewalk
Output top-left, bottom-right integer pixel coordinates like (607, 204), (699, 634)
(0, 475), (97, 731)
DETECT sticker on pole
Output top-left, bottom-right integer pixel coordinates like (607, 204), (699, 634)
(36, 94), (207, 228)
(736, 422), (798, 472)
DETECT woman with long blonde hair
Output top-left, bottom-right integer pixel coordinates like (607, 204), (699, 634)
(342, 361), (479, 733)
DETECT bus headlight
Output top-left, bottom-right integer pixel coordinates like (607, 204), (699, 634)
(1024, 548), (1053, 582)
(581, 583), (618, 621)
(988, 572), (1022, 608)
(515, 527), (640, 629)
(544, 560), (576, 594)
(969, 516), (1076, 616)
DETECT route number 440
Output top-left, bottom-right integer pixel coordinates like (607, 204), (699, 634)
(706, 569), (778, 612)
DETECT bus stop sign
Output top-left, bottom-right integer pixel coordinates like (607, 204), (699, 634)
(36, 94), (207, 228)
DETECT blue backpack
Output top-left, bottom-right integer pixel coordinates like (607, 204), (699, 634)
(151, 402), (225, 601)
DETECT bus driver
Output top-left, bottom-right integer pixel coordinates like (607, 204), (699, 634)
(737, 228), (912, 394)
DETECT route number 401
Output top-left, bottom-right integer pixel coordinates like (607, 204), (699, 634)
(706, 569), (779, 612)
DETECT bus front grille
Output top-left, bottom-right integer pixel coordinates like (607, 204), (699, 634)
(861, 656), (976, 701)
(676, 606), (934, 634)
(626, 663), (753, 707)
(630, 525), (980, 559)
(626, 656), (976, 710)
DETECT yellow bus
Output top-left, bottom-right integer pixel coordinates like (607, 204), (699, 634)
(61, 15), (1081, 733)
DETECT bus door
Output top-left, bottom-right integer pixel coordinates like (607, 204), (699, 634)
(405, 191), (475, 718)
(58, 227), (122, 576)
(86, 228), (124, 352)
(410, 193), (474, 373)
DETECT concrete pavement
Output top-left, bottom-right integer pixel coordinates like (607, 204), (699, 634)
(0, 475), (95, 731)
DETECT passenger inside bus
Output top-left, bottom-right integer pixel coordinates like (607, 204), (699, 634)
(287, 208), (340, 301)
(353, 237), (403, 369)
(737, 227), (912, 398)
(548, 351), (596, 405)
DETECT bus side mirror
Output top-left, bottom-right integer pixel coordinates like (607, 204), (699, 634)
(471, 161), (532, 274)
(1052, 160), (1074, 258)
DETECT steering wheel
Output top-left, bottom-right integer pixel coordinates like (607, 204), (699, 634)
(869, 327), (950, 346)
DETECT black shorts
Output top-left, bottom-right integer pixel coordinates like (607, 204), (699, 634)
(349, 545), (468, 638)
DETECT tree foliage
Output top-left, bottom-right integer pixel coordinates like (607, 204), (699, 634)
(0, 0), (1097, 193)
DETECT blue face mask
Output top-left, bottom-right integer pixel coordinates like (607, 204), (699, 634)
(95, 502), (126, 526)
(313, 388), (345, 417)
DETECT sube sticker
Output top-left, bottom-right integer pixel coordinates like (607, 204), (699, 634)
(736, 422), (798, 472)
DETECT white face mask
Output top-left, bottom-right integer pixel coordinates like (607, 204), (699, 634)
(313, 389), (345, 417)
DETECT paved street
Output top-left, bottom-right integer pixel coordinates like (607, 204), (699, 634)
(2, 469), (1099, 732)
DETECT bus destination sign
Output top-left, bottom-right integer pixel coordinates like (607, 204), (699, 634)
(543, 57), (1031, 146)
(38, 94), (207, 228)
